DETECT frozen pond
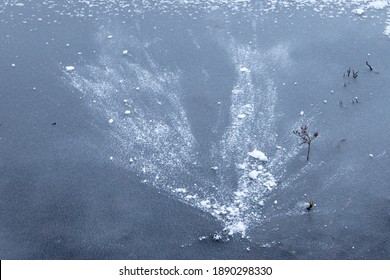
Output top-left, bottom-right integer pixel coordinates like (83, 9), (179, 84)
(0, 0), (389, 259)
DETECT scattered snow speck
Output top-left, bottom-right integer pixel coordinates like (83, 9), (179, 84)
(323, 100), (327, 104)
(259, 200), (265, 206)
(107, 35), (113, 39)
(237, 113), (246, 119)
(108, 119), (114, 124)
(248, 149), (268, 161)
(122, 49), (128, 55)
(274, 200), (278, 204)
(211, 166), (218, 171)
(124, 110), (131, 115)
(300, 111), (304, 116)
(369, 153), (374, 158)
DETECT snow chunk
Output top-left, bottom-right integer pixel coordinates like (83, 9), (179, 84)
(237, 114), (246, 119)
(248, 149), (268, 161)
(248, 170), (259, 180)
(239, 67), (250, 73)
(122, 49), (128, 55)
(369, 1), (388, 9)
(300, 111), (304, 116)
(124, 110), (131, 115)
(107, 35), (113, 39)
(211, 166), (218, 171)
(225, 221), (247, 237)
(108, 119), (114, 124)
(369, 154), (374, 158)
(65, 66), (75, 72)
(352, 8), (365, 15)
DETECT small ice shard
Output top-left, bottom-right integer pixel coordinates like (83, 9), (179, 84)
(237, 114), (246, 119)
(122, 49), (128, 55)
(240, 67), (250, 73)
(107, 35), (113, 39)
(65, 66), (75, 72)
(369, 154), (374, 158)
(211, 166), (218, 171)
(300, 111), (304, 116)
(248, 149), (268, 161)
(124, 110), (131, 115)
(108, 119), (114, 124)
(248, 170), (259, 180)
(352, 8), (365, 15)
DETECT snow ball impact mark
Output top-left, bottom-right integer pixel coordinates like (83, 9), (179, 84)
(65, 66), (75, 72)
(248, 149), (268, 162)
(108, 119), (114, 124)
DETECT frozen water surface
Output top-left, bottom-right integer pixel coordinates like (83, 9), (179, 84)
(0, 1), (389, 259)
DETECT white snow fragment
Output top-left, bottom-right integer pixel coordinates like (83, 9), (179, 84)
(248, 149), (268, 161)
(264, 180), (277, 189)
(234, 191), (246, 197)
(108, 119), (114, 124)
(11, 64), (15, 67)
(276, 146), (282, 149)
(217, 101), (221, 105)
(246, 247), (251, 251)
(257, 165), (264, 171)
(384, 25), (390, 36)
(259, 200), (265, 206)
(248, 170), (259, 180)
(331, 90), (334, 93)
(238, 163), (246, 170)
(200, 200), (211, 208)
(123, 99), (128, 103)
(369, 154), (374, 158)
(129, 158), (134, 163)
(369, 1), (388, 9)
(174, 188), (187, 193)
(352, 8), (365, 15)
(211, 166), (218, 171)
(107, 35), (113, 39)
(77, 52), (82, 55)
(135, 87), (140, 90)
(239, 67), (250, 73)
(124, 110), (131, 115)
(237, 114), (246, 119)
(294, 82), (298, 85)
(213, 233), (222, 241)
(119, 79), (123, 83)
(109, 156), (113, 160)
(274, 200), (278, 204)
(65, 43), (70, 47)
(225, 221), (247, 237)
(198, 236), (207, 241)
(65, 66), (75, 72)
(300, 111), (304, 116)
(323, 100), (327, 104)
(122, 49), (128, 55)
